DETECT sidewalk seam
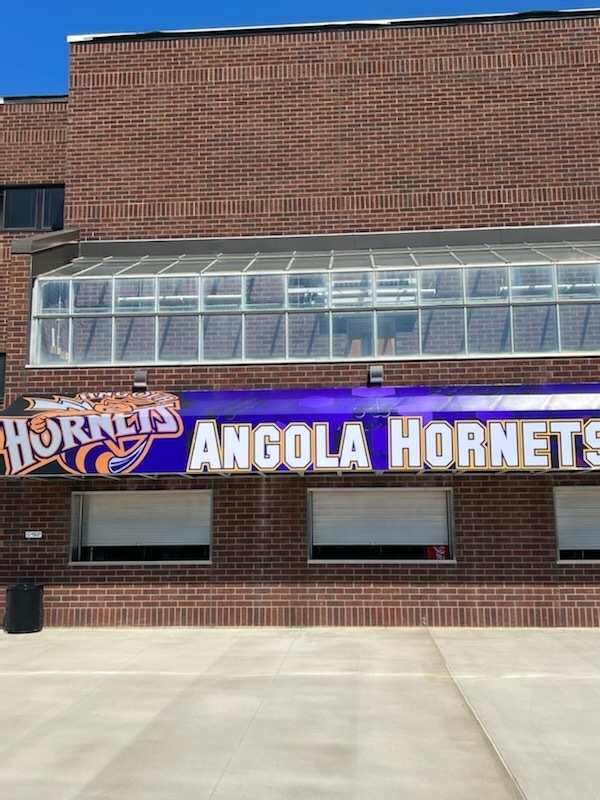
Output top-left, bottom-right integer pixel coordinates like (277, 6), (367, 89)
(425, 627), (528, 800)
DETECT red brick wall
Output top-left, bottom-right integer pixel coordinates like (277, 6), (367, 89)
(66, 16), (600, 239)
(0, 99), (68, 399)
(1, 356), (600, 628)
(3, 18), (600, 626)
(0, 99), (67, 185)
(2, 471), (600, 627)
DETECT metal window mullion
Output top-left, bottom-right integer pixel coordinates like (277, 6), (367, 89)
(110, 314), (116, 364)
(461, 267), (468, 355)
(371, 310), (377, 358)
(285, 311), (289, 359)
(556, 301), (562, 354)
(198, 313), (203, 362)
(508, 304), (515, 354)
(152, 274), (159, 361)
(36, 187), (44, 230)
(66, 316), (73, 365)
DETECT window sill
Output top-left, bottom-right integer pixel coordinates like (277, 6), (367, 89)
(308, 559), (457, 565)
(69, 560), (212, 566)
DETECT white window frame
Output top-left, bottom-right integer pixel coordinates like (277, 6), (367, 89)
(308, 487), (455, 563)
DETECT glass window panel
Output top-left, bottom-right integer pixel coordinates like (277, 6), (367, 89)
(559, 305), (600, 352)
(466, 307), (511, 354)
(412, 251), (457, 267)
(37, 318), (70, 364)
(202, 276), (242, 309)
(331, 254), (372, 269)
(119, 259), (173, 275)
(73, 280), (112, 314)
(72, 317), (112, 363)
(42, 186), (65, 230)
(534, 246), (581, 263)
(576, 246), (600, 259)
(557, 264), (600, 299)
(245, 274), (285, 308)
(84, 260), (139, 276)
(203, 315), (242, 360)
(513, 305), (558, 353)
(466, 267), (509, 303)
(175, 255), (217, 271)
(372, 252), (415, 268)
(505, 248), (551, 263)
(209, 256), (254, 272)
(115, 317), (155, 361)
(158, 316), (199, 361)
(248, 256), (293, 270)
(421, 308), (465, 355)
(455, 248), (505, 266)
(510, 265), (555, 301)
(419, 269), (463, 304)
(47, 259), (99, 277)
(38, 281), (70, 314)
(115, 278), (155, 312)
(375, 270), (417, 306)
(245, 314), (286, 359)
(3, 187), (37, 228)
(288, 313), (330, 359)
(377, 311), (419, 356)
(332, 312), (373, 358)
(287, 274), (327, 308)
(158, 276), (198, 312)
(289, 254), (331, 271)
(331, 272), (372, 308)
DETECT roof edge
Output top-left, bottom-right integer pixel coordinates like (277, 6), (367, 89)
(79, 223), (600, 258)
(0, 95), (68, 105)
(12, 228), (80, 256)
(67, 8), (600, 44)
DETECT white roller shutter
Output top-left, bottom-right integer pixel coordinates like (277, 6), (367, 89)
(555, 487), (600, 549)
(311, 489), (450, 546)
(80, 491), (211, 547)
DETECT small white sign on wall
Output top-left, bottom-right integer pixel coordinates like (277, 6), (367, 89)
(24, 530), (43, 539)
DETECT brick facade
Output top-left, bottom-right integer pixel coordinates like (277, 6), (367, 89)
(2, 13), (600, 626)
(65, 16), (600, 239)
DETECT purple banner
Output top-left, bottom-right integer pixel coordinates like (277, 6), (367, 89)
(2, 384), (600, 476)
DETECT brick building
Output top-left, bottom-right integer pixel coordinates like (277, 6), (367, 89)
(2, 9), (600, 626)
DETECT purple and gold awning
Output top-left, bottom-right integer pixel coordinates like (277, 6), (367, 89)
(2, 384), (600, 476)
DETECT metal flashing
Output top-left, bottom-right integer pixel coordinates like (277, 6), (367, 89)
(0, 95), (68, 104)
(12, 228), (80, 256)
(79, 224), (600, 260)
(66, 8), (600, 44)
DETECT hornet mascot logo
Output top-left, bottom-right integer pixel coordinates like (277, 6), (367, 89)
(0, 391), (183, 476)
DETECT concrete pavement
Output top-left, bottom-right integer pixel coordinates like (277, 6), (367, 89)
(1, 627), (598, 799)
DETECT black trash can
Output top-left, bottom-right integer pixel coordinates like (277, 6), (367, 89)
(4, 583), (44, 634)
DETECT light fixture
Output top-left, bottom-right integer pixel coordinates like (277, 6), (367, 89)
(132, 369), (148, 391)
(368, 365), (384, 386)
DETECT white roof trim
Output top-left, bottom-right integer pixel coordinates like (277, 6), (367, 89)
(66, 9), (600, 43)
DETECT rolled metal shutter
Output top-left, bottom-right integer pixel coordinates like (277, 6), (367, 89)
(555, 487), (600, 549)
(81, 491), (211, 547)
(311, 489), (450, 546)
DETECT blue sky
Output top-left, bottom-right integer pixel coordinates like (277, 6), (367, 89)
(1, 0), (590, 96)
